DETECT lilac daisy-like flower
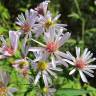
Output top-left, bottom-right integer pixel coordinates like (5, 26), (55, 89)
(34, 10), (67, 38)
(0, 31), (20, 58)
(35, 0), (50, 16)
(0, 70), (17, 96)
(31, 51), (62, 86)
(28, 29), (71, 68)
(33, 1), (67, 38)
(64, 47), (96, 83)
(16, 9), (38, 37)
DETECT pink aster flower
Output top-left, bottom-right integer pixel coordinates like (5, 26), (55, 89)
(16, 9), (38, 38)
(64, 47), (96, 83)
(0, 70), (17, 96)
(0, 31), (20, 57)
(28, 29), (71, 68)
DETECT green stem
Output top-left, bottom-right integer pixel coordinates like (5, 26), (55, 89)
(74, 0), (81, 16)
(74, 0), (85, 45)
(24, 84), (33, 96)
(81, 19), (85, 44)
(30, 38), (46, 47)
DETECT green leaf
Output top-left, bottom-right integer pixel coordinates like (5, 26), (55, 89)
(68, 12), (80, 20)
(55, 88), (89, 96)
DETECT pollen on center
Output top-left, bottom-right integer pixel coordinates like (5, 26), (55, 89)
(0, 82), (7, 96)
(37, 61), (48, 71)
(43, 87), (48, 94)
(44, 19), (55, 29)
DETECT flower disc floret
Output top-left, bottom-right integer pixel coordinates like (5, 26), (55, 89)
(21, 22), (31, 33)
(0, 82), (7, 96)
(3, 46), (14, 55)
(43, 87), (48, 94)
(18, 60), (29, 69)
(37, 61), (48, 71)
(44, 19), (55, 29)
(75, 58), (86, 69)
(46, 42), (58, 53)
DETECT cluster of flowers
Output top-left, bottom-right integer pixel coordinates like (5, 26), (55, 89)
(0, 1), (96, 96)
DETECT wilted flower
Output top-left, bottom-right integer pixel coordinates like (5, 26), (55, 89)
(31, 51), (62, 86)
(42, 87), (56, 96)
(12, 59), (29, 71)
(64, 47), (96, 83)
(12, 59), (29, 77)
(16, 9), (38, 37)
(21, 34), (29, 58)
(35, 0), (50, 16)
(0, 70), (17, 96)
(12, 35), (30, 78)
(37, 86), (56, 96)
(0, 31), (19, 57)
(29, 29), (71, 68)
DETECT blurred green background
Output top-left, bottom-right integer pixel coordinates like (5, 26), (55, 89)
(0, 0), (96, 96)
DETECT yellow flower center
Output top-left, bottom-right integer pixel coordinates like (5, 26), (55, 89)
(0, 87), (7, 96)
(43, 87), (48, 94)
(0, 82), (7, 96)
(37, 61), (48, 71)
(44, 19), (55, 29)
(18, 60), (29, 69)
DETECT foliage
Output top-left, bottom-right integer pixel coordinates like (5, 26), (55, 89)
(0, 0), (96, 96)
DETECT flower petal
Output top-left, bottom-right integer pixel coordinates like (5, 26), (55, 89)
(58, 32), (71, 47)
(55, 51), (67, 58)
(42, 72), (48, 86)
(8, 88), (18, 93)
(69, 69), (76, 75)
(34, 72), (41, 85)
(53, 14), (61, 22)
(63, 59), (75, 65)
(28, 47), (44, 52)
(82, 48), (88, 58)
(9, 31), (20, 52)
(51, 54), (56, 68)
(86, 58), (96, 64)
(87, 65), (96, 68)
(83, 70), (94, 77)
(66, 51), (75, 61)
(79, 70), (88, 83)
(75, 47), (80, 59)
(47, 69), (57, 78)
